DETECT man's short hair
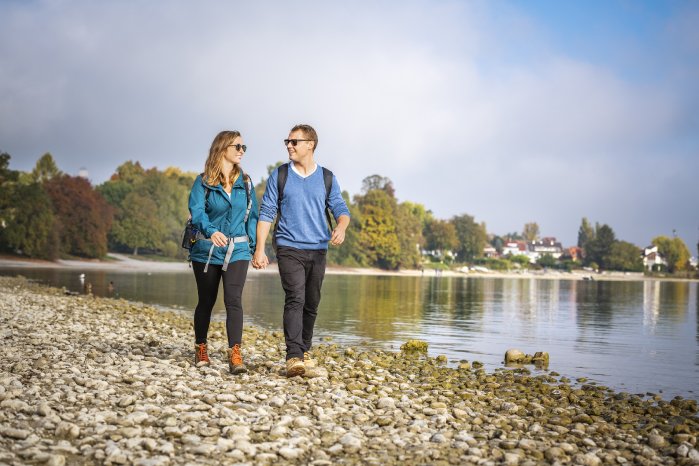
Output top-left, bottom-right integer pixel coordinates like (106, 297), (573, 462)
(291, 124), (318, 151)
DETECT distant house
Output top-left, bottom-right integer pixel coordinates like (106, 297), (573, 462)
(643, 246), (666, 271)
(483, 246), (498, 258)
(562, 246), (583, 262)
(527, 237), (564, 263)
(502, 241), (528, 257)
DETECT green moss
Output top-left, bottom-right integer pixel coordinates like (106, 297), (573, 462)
(400, 339), (429, 353)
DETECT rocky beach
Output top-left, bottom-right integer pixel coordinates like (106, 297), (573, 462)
(1, 275), (698, 465)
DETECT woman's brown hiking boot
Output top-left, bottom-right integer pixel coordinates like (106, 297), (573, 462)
(194, 343), (210, 367)
(229, 344), (247, 375)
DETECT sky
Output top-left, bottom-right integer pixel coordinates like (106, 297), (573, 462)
(1, 0), (698, 250)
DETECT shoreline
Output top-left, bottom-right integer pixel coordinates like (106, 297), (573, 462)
(1, 276), (697, 465)
(1, 253), (695, 283)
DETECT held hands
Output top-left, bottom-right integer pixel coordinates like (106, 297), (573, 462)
(252, 249), (269, 269)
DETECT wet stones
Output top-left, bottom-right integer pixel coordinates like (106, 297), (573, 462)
(0, 276), (697, 466)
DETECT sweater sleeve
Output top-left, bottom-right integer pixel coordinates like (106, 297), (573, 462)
(246, 181), (259, 249)
(328, 175), (350, 220)
(189, 176), (216, 237)
(259, 168), (279, 223)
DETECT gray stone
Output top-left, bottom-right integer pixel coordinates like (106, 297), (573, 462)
(47, 455), (66, 466)
(0, 399), (30, 413)
(518, 439), (536, 451)
(36, 402), (53, 416)
(268, 396), (285, 407)
(0, 426), (30, 439)
(647, 434), (665, 449)
(377, 397), (395, 409)
(340, 433), (362, 453)
(192, 444), (217, 456)
(279, 447), (301, 459)
(55, 422), (80, 439)
(294, 416), (312, 428)
(545, 447), (565, 461)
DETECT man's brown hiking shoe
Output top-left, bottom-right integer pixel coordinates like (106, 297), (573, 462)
(303, 352), (317, 368)
(194, 343), (210, 367)
(286, 357), (305, 377)
(229, 344), (247, 375)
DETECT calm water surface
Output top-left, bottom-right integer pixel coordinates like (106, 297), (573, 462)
(2, 266), (697, 400)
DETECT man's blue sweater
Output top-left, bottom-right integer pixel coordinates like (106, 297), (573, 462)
(259, 162), (350, 250)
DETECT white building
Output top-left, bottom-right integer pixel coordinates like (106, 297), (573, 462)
(642, 246), (666, 271)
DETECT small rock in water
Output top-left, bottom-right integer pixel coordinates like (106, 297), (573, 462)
(400, 340), (428, 353)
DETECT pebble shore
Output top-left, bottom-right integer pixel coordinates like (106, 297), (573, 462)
(1, 276), (698, 465)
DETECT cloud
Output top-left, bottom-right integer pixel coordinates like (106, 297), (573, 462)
(1, 0), (697, 248)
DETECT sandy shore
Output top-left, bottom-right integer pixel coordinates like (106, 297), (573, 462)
(1, 276), (697, 465)
(1, 254), (693, 282)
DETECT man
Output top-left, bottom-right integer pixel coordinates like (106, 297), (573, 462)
(253, 124), (350, 377)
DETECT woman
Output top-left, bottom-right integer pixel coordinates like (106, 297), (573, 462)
(188, 130), (258, 374)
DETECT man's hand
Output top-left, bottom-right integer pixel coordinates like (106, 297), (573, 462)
(253, 248), (269, 269)
(330, 226), (346, 246)
(330, 215), (350, 246)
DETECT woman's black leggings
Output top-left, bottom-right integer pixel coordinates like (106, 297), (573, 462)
(192, 260), (249, 348)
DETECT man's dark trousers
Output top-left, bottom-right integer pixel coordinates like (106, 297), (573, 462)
(277, 246), (326, 360)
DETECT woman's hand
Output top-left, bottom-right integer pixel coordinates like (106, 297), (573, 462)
(252, 248), (269, 269)
(211, 231), (228, 247)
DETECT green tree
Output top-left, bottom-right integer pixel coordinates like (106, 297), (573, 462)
(0, 152), (19, 184)
(394, 201), (426, 269)
(504, 231), (523, 241)
(31, 153), (62, 183)
(606, 241), (643, 272)
(522, 222), (539, 242)
(361, 174), (395, 197)
(328, 191), (364, 267)
(0, 182), (58, 259)
(577, 217), (595, 253)
(537, 254), (557, 268)
(110, 191), (162, 255)
(587, 223), (616, 269)
(0, 153), (18, 234)
(652, 235), (690, 273)
(510, 254), (531, 267)
(452, 214), (487, 262)
(424, 218), (457, 257)
(100, 162), (193, 257)
(356, 188), (400, 269)
(490, 235), (505, 254)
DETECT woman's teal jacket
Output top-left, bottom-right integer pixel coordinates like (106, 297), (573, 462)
(188, 173), (258, 266)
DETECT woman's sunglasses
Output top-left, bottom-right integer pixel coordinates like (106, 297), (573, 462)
(228, 144), (247, 152)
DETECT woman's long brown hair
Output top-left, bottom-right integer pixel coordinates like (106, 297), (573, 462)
(203, 130), (241, 187)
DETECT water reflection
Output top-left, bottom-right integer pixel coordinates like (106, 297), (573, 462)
(0, 266), (697, 399)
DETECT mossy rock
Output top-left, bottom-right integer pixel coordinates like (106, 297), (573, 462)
(400, 339), (429, 353)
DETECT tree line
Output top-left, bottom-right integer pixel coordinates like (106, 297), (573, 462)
(1, 152), (695, 273)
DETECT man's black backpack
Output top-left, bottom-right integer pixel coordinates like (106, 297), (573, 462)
(272, 163), (334, 251)
(182, 172), (253, 251)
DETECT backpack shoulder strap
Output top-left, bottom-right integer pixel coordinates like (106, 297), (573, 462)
(242, 171), (252, 224)
(276, 163), (289, 215)
(200, 172), (211, 204)
(322, 167), (334, 230)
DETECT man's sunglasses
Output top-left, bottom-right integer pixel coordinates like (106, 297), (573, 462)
(228, 144), (247, 152)
(284, 139), (312, 146)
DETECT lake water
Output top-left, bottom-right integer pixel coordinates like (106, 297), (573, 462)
(2, 266), (697, 400)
